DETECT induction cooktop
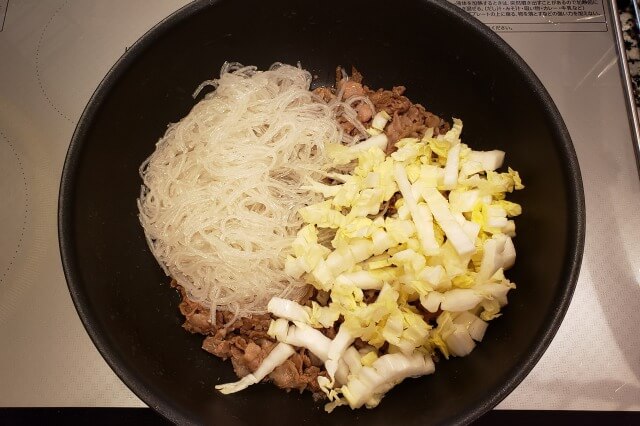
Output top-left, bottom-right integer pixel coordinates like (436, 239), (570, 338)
(0, 0), (639, 410)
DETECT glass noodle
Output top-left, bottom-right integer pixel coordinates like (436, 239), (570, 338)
(138, 63), (354, 323)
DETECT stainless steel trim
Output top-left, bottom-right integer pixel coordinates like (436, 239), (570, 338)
(632, 0), (640, 37)
(611, 0), (640, 175)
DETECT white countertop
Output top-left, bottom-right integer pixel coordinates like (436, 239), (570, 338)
(0, 0), (638, 411)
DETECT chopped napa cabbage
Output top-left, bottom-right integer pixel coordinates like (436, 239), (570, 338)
(429, 240), (472, 279)
(417, 164), (443, 188)
(366, 255), (393, 270)
(216, 343), (296, 394)
(477, 235), (515, 282)
(267, 297), (311, 323)
(417, 265), (450, 291)
(421, 127), (435, 141)
(308, 301), (341, 328)
(503, 220), (516, 237)
(267, 318), (290, 342)
(266, 117), (524, 412)
(330, 283), (364, 312)
(336, 270), (384, 290)
(301, 180), (342, 198)
(356, 134), (389, 154)
(468, 150), (505, 171)
(502, 237), (516, 269)
(430, 311), (476, 357)
(325, 142), (354, 165)
(360, 350), (379, 366)
(475, 281), (514, 307)
(449, 189), (480, 213)
(452, 272), (475, 289)
(496, 200), (522, 217)
(299, 201), (347, 228)
(480, 298), (502, 321)
(459, 159), (485, 178)
(364, 172), (381, 188)
(393, 164), (439, 255)
(342, 346), (363, 375)
(350, 188), (385, 217)
(354, 147), (386, 177)
(421, 187), (476, 257)
(440, 289), (484, 312)
(406, 162), (422, 183)
(453, 311), (489, 342)
(443, 118), (463, 145)
(445, 324), (476, 357)
(340, 352), (435, 409)
(384, 217), (416, 243)
(340, 217), (376, 239)
(326, 135), (389, 165)
(331, 176), (364, 209)
(483, 204), (508, 229)
(427, 138), (451, 158)
(442, 143), (461, 190)
(462, 169), (523, 198)
(397, 203), (411, 220)
(371, 110), (391, 130)
(420, 291), (443, 313)
(326, 327), (355, 383)
(284, 322), (332, 361)
(284, 255), (306, 279)
(467, 317), (488, 341)
(325, 246), (357, 276)
(391, 138), (422, 162)
(285, 225), (331, 276)
(371, 229), (396, 256)
(509, 167), (525, 190)
(390, 248), (427, 272)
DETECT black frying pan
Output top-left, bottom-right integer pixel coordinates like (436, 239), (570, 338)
(58, 0), (585, 424)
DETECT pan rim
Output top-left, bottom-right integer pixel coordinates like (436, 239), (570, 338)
(57, 0), (585, 424)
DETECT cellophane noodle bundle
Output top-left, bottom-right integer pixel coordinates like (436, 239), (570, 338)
(138, 63), (343, 322)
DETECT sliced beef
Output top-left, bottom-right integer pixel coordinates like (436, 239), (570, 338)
(339, 80), (365, 99)
(367, 86), (412, 116)
(230, 346), (251, 378)
(175, 283), (215, 335)
(243, 341), (273, 372)
(298, 284), (316, 307)
(365, 86), (451, 146)
(307, 351), (325, 367)
(414, 301), (442, 326)
(356, 103), (373, 122)
(353, 338), (368, 350)
(318, 68), (450, 150)
(313, 86), (335, 103)
(270, 359), (301, 390)
(386, 110), (425, 146)
(320, 325), (337, 340)
(171, 68), (451, 403)
(350, 66), (364, 84)
(202, 334), (231, 359)
(335, 65), (364, 85)
(337, 116), (357, 135)
(316, 66), (375, 137)
(269, 354), (327, 396)
(363, 289), (378, 304)
(172, 280), (328, 398)
(380, 192), (401, 217)
(314, 290), (330, 306)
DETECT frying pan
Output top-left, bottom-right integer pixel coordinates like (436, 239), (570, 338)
(58, 0), (585, 424)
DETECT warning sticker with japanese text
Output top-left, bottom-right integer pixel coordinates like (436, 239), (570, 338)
(448, 0), (607, 32)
